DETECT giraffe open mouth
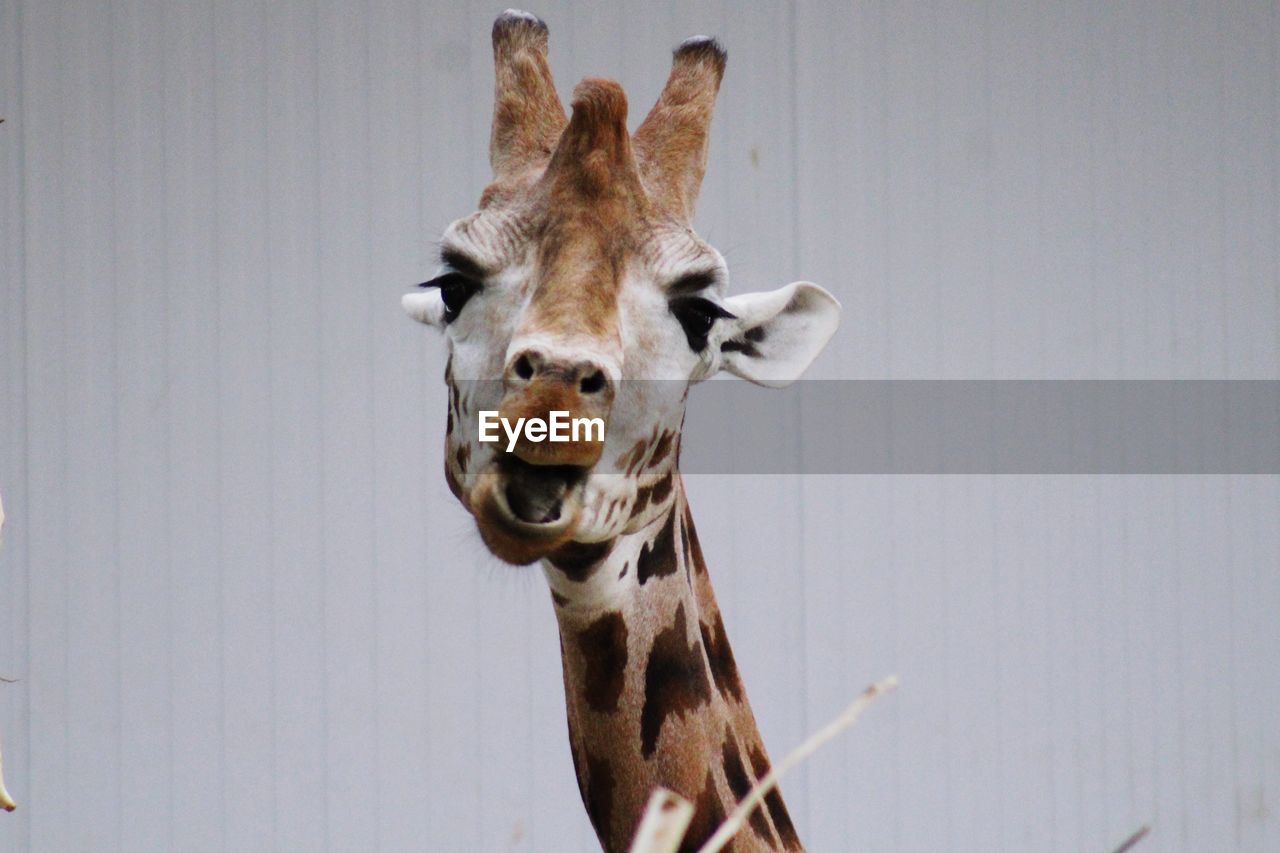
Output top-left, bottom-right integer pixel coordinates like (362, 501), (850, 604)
(501, 458), (584, 524)
(472, 457), (588, 563)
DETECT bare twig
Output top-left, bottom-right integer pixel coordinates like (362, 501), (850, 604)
(697, 675), (899, 853)
(0, 734), (14, 811)
(628, 674), (898, 852)
(628, 788), (695, 853)
(1109, 825), (1150, 853)
(0, 492), (14, 811)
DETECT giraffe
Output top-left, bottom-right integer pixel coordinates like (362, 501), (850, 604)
(403, 11), (840, 851)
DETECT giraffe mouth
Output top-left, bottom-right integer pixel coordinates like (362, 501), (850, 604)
(501, 458), (583, 524)
(472, 457), (588, 563)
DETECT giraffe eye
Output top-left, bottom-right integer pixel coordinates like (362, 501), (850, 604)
(420, 272), (481, 323)
(670, 296), (734, 352)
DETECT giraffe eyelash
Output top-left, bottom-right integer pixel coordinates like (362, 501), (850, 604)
(419, 272), (482, 323)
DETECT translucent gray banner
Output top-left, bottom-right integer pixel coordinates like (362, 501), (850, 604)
(680, 380), (1280, 474)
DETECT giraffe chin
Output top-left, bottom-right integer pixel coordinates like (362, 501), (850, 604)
(470, 460), (585, 565)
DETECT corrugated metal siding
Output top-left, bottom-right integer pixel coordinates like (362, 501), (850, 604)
(1, 1), (1277, 850)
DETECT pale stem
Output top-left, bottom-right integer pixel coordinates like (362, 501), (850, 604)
(697, 675), (899, 853)
(1110, 825), (1151, 853)
(0, 735), (15, 812)
(628, 788), (695, 853)
(0, 492), (13, 811)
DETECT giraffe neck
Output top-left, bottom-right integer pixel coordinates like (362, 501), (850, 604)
(544, 475), (802, 852)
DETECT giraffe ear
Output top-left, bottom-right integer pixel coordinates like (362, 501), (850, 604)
(402, 290), (448, 329)
(717, 282), (841, 387)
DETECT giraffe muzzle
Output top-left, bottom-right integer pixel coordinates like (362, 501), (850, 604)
(497, 350), (613, 468)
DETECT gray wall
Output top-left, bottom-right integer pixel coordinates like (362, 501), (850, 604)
(1, 1), (1278, 850)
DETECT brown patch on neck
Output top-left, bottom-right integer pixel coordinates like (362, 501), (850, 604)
(639, 600), (712, 758)
(547, 538), (614, 581)
(635, 511), (678, 585)
(583, 752), (617, 845)
(722, 726), (776, 845)
(559, 486), (801, 852)
(575, 611), (629, 713)
(699, 608), (745, 704)
(747, 742), (802, 850)
(648, 430), (676, 468)
(632, 470), (675, 521)
(680, 769), (728, 853)
(683, 502), (707, 576)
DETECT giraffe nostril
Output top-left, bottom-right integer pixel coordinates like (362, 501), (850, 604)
(514, 354), (535, 380)
(579, 370), (607, 395)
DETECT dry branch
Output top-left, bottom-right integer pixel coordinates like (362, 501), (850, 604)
(0, 491), (13, 811)
(629, 674), (898, 852)
(0, 734), (14, 812)
(628, 788), (695, 853)
(1110, 825), (1150, 853)
(698, 675), (898, 853)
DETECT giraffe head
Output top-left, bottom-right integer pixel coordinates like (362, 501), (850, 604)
(404, 10), (839, 566)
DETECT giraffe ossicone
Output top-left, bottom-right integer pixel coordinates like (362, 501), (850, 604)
(405, 10), (838, 850)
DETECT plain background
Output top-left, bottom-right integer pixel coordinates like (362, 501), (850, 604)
(1, 1), (1278, 850)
